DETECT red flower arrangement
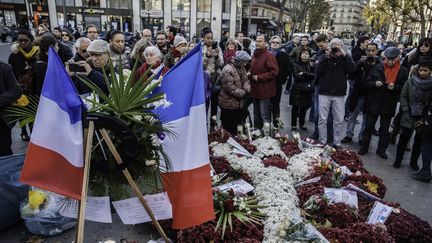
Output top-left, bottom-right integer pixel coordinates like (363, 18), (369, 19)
(384, 208), (432, 243)
(331, 149), (367, 173)
(262, 156), (289, 169)
(234, 137), (257, 154)
(342, 174), (387, 199)
(296, 183), (325, 206)
(208, 128), (232, 144)
(211, 157), (231, 174)
(281, 141), (301, 158)
(319, 223), (395, 243)
(311, 203), (360, 228)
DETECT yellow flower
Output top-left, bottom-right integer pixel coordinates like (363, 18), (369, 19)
(15, 94), (29, 107)
(364, 180), (379, 194)
(28, 190), (47, 210)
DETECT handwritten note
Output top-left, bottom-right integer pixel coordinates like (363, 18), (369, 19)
(112, 192), (172, 225)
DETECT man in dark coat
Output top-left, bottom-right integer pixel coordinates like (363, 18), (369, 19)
(284, 35), (300, 93)
(249, 34), (279, 129)
(342, 42), (380, 144)
(316, 38), (356, 148)
(0, 62), (23, 156)
(359, 47), (409, 158)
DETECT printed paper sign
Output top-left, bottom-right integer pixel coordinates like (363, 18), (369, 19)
(216, 179), (254, 194)
(367, 201), (394, 224)
(59, 196), (112, 223)
(112, 192), (172, 225)
(344, 183), (380, 201)
(324, 188), (358, 208)
(295, 176), (321, 188)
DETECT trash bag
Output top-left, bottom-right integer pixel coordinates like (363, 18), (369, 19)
(0, 154), (29, 230)
(20, 187), (77, 236)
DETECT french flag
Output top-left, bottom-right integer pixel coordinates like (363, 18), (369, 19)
(154, 43), (215, 229)
(20, 47), (85, 200)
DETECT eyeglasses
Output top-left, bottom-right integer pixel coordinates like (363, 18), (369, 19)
(272, 42), (280, 44)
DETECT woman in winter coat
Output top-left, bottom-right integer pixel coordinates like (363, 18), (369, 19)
(163, 35), (188, 68)
(107, 30), (130, 69)
(290, 48), (315, 130)
(61, 29), (75, 50)
(218, 51), (251, 134)
(135, 46), (169, 84)
(394, 59), (432, 170)
(129, 38), (152, 68)
(402, 37), (432, 71)
(223, 37), (238, 64)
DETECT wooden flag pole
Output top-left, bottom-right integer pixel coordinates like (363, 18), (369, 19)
(76, 120), (95, 243)
(99, 128), (170, 243)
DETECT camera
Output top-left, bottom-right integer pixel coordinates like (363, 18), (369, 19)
(69, 63), (86, 72)
(331, 47), (339, 53)
(212, 41), (218, 50)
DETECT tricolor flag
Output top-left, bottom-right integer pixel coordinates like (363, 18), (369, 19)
(154, 43), (215, 229)
(20, 47), (85, 200)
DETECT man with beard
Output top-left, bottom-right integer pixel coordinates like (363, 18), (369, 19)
(156, 31), (171, 56)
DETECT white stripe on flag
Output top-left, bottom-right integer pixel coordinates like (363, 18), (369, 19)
(30, 96), (84, 168)
(161, 104), (209, 172)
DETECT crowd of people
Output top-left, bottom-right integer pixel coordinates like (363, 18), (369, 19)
(1, 24), (432, 183)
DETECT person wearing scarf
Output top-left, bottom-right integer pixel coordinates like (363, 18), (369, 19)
(163, 35), (188, 68)
(107, 30), (130, 69)
(8, 30), (39, 141)
(223, 37), (238, 64)
(394, 58), (432, 172)
(135, 46), (169, 84)
(269, 36), (290, 128)
(359, 47), (409, 159)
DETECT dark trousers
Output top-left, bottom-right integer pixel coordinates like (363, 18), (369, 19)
(210, 91), (219, 124)
(285, 74), (293, 92)
(395, 127), (422, 164)
(221, 108), (244, 135)
(271, 82), (283, 126)
(361, 114), (392, 153)
(0, 119), (13, 156)
(291, 105), (308, 127)
(391, 108), (402, 135)
(421, 141), (432, 171)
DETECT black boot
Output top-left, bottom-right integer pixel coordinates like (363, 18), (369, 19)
(411, 170), (432, 183)
(409, 160), (419, 171)
(393, 159), (402, 169)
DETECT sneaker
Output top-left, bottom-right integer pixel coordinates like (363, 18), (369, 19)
(341, 136), (352, 143)
(377, 152), (388, 160)
(358, 148), (368, 155)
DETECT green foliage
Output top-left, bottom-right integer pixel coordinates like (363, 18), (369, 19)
(6, 95), (39, 127)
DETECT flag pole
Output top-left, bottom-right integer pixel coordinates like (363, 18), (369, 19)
(99, 128), (170, 243)
(76, 121), (95, 243)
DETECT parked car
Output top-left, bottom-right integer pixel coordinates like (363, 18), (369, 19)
(0, 25), (18, 43)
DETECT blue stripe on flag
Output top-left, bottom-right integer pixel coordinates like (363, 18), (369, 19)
(153, 43), (205, 123)
(41, 47), (85, 124)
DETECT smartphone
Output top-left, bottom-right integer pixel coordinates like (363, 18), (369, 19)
(69, 63), (86, 72)
(212, 41), (218, 49)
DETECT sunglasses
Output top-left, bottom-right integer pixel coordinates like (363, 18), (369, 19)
(272, 41), (280, 44)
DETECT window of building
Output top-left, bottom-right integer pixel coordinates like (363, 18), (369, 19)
(197, 0), (211, 12)
(107, 0), (131, 9)
(82, 0), (100, 7)
(172, 17), (190, 37)
(142, 0), (163, 10)
(221, 19), (229, 33)
(196, 18), (210, 35)
(172, 0), (190, 11)
(222, 0), (230, 13)
(55, 0), (75, 6)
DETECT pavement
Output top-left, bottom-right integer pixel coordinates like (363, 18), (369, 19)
(0, 42), (431, 242)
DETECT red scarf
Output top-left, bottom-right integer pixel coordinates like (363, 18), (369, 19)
(384, 60), (401, 84)
(172, 48), (182, 57)
(224, 49), (236, 64)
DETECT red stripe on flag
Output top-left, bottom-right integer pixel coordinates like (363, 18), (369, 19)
(20, 143), (84, 200)
(162, 163), (215, 229)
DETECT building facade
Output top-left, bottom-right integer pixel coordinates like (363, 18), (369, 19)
(0, 0), (242, 40)
(328, 0), (368, 36)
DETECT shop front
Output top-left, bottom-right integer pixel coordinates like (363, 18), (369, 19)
(0, 3), (17, 27)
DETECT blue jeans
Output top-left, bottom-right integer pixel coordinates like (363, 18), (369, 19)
(346, 97), (366, 141)
(253, 99), (271, 129)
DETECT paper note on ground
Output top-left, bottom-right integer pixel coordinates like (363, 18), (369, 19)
(112, 192), (172, 225)
(227, 137), (252, 156)
(344, 183), (380, 201)
(324, 188), (358, 208)
(295, 176), (321, 188)
(216, 179), (254, 194)
(367, 201), (394, 224)
(59, 196), (112, 223)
